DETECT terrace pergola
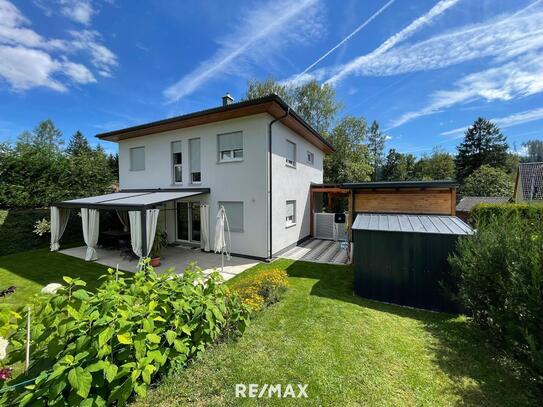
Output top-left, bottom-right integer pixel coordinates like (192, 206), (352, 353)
(50, 188), (210, 261)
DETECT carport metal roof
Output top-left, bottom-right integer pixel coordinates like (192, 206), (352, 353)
(352, 213), (473, 235)
(55, 188), (210, 211)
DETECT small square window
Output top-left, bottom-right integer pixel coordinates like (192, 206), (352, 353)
(307, 151), (314, 164)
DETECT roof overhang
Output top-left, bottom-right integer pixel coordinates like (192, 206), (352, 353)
(96, 95), (334, 153)
(54, 188), (210, 210)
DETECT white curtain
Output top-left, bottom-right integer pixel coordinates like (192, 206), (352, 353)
(81, 208), (100, 261)
(200, 204), (210, 251)
(116, 210), (129, 232)
(50, 206), (70, 251)
(128, 209), (160, 258)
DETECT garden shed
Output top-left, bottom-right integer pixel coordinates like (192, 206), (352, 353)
(352, 213), (473, 313)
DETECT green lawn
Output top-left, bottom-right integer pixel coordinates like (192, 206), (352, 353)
(134, 259), (540, 406)
(0, 249), (109, 310)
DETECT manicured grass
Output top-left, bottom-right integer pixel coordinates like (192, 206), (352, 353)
(0, 249), (110, 310)
(135, 259), (540, 406)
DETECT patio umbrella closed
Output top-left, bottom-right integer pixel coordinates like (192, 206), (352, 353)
(214, 205), (231, 272)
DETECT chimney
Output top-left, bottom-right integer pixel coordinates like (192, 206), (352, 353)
(222, 92), (234, 106)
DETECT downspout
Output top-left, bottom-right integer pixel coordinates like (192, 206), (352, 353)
(268, 108), (290, 260)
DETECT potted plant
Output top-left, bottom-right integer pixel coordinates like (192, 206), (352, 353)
(150, 224), (168, 267)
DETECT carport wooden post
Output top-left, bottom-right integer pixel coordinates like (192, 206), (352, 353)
(141, 209), (147, 261)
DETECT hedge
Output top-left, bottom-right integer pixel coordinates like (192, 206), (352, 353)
(470, 202), (543, 227)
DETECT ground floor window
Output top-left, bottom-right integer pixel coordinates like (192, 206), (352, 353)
(218, 201), (244, 232)
(286, 200), (296, 227)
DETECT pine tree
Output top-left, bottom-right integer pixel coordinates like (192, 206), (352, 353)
(455, 118), (508, 182)
(367, 120), (387, 181)
(66, 131), (92, 156)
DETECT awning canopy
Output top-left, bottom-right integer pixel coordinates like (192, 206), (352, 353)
(352, 213), (473, 235)
(55, 188), (210, 210)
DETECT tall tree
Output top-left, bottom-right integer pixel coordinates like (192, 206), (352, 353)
(245, 76), (293, 104)
(66, 131), (92, 156)
(367, 120), (387, 181)
(16, 119), (63, 152)
(522, 139), (543, 162)
(414, 148), (455, 180)
(244, 78), (341, 134)
(382, 149), (416, 181)
(455, 118), (508, 182)
(324, 116), (372, 183)
(459, 165), (513, 197)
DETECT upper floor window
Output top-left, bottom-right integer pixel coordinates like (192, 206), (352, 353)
(189, 138), (201, 183)
(286, 140), (296, 167)
(129, 146), (145, 171)
(307, 151), (314, 165)
(218, 131), (243, 162)
(286, 200), (296, 227)
(172, 141), (182, 183)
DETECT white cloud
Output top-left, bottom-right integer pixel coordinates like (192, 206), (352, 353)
(344, 1), (543, 78)
(325, 0), (460, 86)
(163, 0), (325, 103)
(441, 107), (543, 138)
(60, 0), (94, 25)
(382, 2), (543, 128)
(0, 0), (115, 91)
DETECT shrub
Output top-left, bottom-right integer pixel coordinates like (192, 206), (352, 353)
(449, 213), (543, 378)
(231, 269), (289, 312)
(470, 202), (543, 227)
(3, 262), (250, 405)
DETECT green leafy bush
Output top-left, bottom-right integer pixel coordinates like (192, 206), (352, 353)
(4, 262), (250, 405)
(449, 213), (543, 378)
(230, 269), (289, 312)
(470, 202), (543, 226)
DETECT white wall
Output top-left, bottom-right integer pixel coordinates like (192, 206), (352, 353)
(116, 112), (325, 259)
(270, 119), (323, 254)
(118, 114), (269, 258)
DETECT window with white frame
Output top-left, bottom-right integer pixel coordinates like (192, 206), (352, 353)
(286, 140), (296, 167)
(129, 146), (145, 171)
(218, 201), (244, 232)
(307, 150), (314, 164)
(189, 138), (201, 183)
(286, 200), (296, 226)
(171, 141), (182, 183)
(218, 131), (243, 162)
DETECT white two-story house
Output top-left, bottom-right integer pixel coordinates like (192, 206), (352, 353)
(80, 94), (332, 260)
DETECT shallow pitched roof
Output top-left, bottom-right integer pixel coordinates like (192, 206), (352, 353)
(352, 213), (473, 235)
(518, 162), (543, 200)
(95, 94), (334, 153)
(343, 180), (458, 189)
(456, 196), (510, 212)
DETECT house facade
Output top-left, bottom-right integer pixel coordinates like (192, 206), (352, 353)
(96, 94), (333, 260)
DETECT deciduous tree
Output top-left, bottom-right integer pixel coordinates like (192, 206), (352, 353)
(460, 165), (513, 197)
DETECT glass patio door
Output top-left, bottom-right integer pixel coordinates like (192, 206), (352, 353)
(176, 201), (200, 243)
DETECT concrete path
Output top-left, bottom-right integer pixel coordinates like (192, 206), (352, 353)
(280, 238), (351, 265)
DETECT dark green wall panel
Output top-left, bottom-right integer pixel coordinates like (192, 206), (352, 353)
(353, 230), (459, 313)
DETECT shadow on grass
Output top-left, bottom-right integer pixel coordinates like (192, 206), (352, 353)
(284, 260), (541, 406)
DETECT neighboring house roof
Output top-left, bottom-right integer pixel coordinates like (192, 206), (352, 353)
(516, 162), (543, 200)
(456, 196), (510, 212)
(343, 180), (458, 189)
(95, 94), (334, 153)
(352, 213), (473, 235)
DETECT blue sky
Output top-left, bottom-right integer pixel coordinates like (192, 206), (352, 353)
(1, 0), (542, 156)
